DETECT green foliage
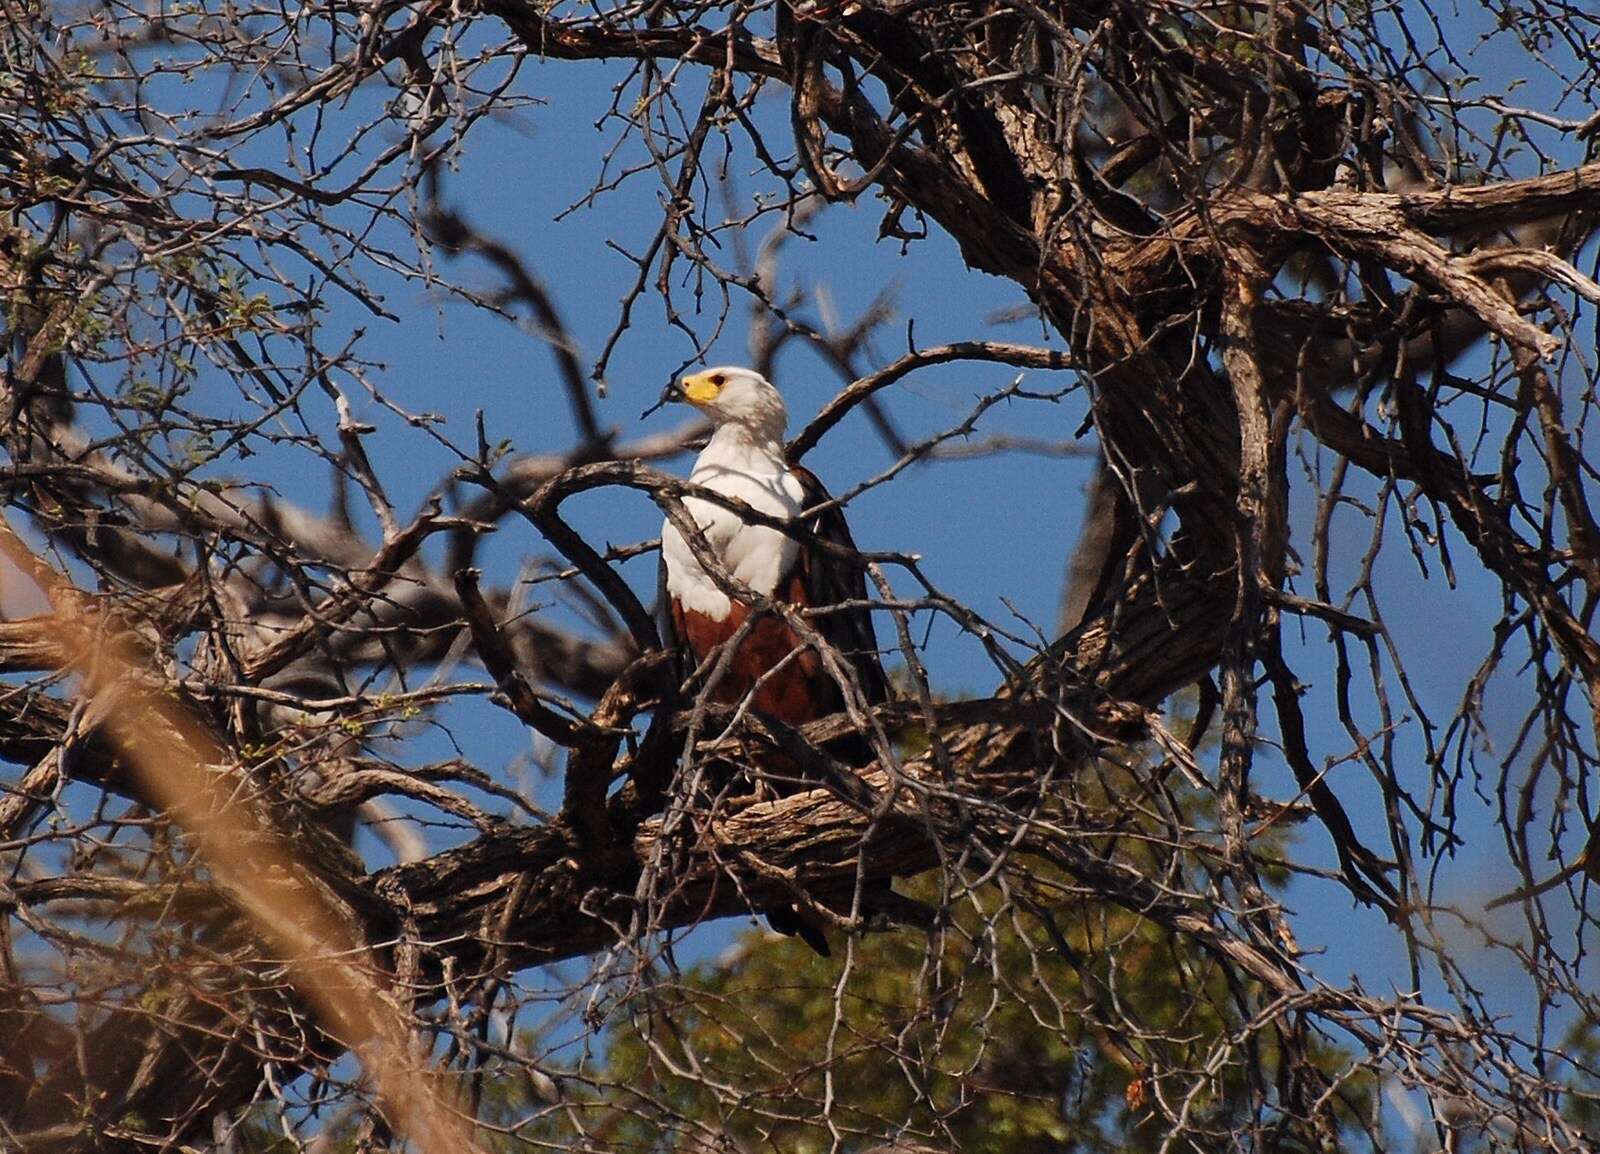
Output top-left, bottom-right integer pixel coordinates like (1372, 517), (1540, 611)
(476, 710), (1372, 1153)
(1559, 1020), (1600, 1133)
(588, 887), (1201, 1154)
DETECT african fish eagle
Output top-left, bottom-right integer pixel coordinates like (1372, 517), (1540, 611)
(653, 366), (889, 955)
(656, 365), (888, 729)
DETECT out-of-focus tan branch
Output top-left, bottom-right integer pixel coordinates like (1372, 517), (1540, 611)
(0, 515), (485, 1154)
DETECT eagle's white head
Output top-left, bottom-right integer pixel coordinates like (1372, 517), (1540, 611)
(664, 366), (788, 441)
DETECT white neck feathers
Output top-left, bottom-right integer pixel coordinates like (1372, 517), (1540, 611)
(662, 429), (806, 619)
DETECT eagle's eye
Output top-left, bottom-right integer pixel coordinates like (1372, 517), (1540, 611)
(710, 373), (726, 386)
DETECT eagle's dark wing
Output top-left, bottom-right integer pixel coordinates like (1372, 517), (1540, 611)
(789, 463), (889, 708)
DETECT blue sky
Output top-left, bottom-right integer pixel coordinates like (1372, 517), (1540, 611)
(295, 26), (1594, 1080)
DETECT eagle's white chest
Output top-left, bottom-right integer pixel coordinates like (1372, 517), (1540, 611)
(662, 434), (806, 620)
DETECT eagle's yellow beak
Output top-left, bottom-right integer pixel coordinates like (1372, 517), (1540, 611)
(680, 371), (724, 405)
